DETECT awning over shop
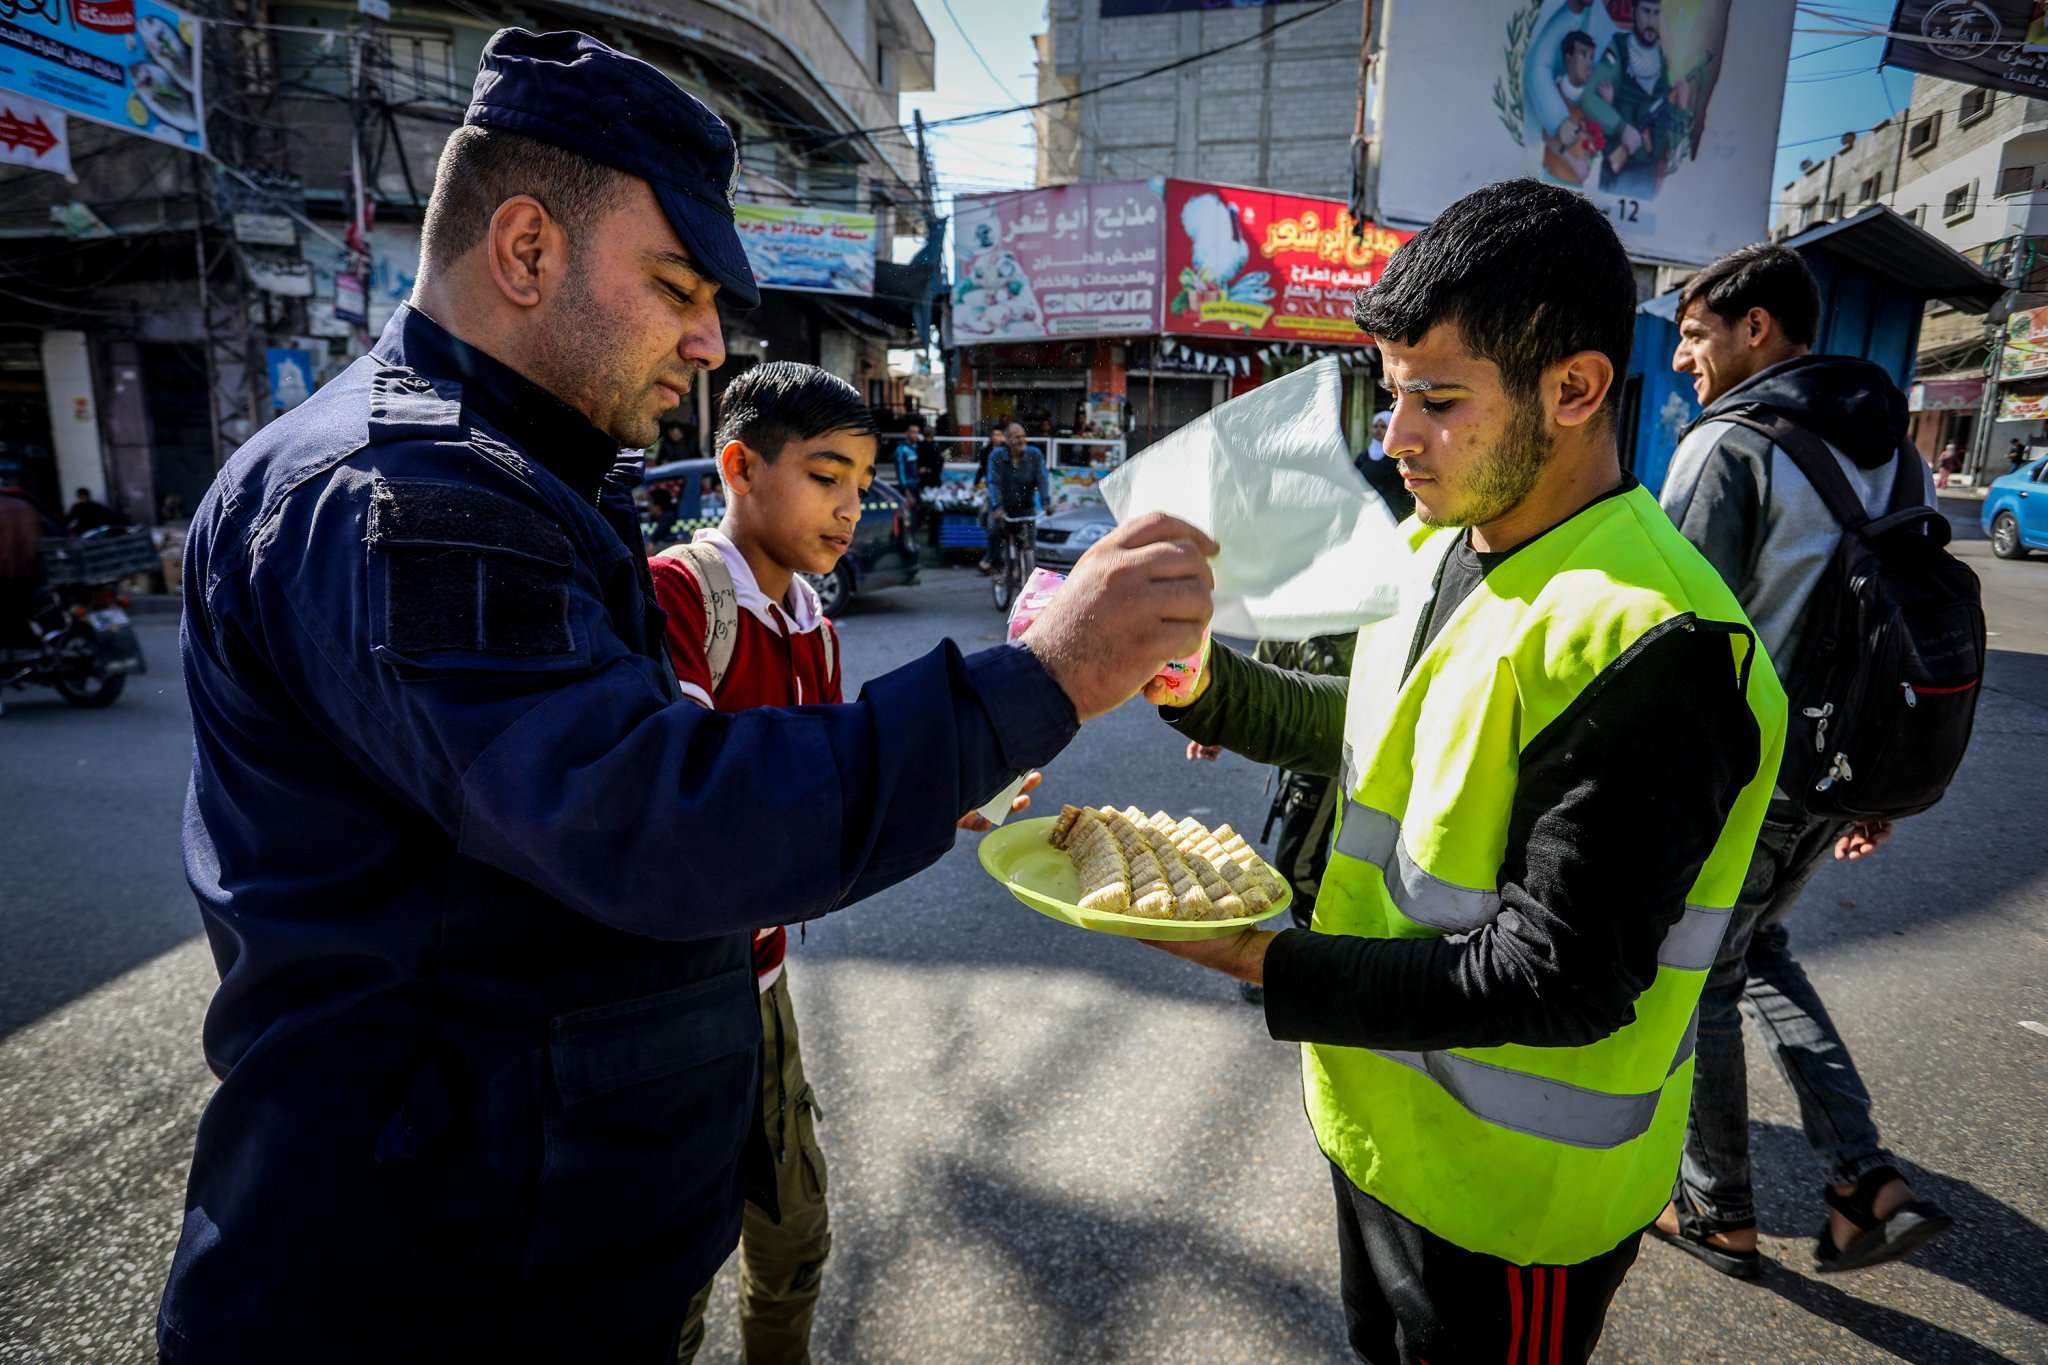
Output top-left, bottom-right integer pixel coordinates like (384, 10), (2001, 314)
(1908, 378), (1984, 412)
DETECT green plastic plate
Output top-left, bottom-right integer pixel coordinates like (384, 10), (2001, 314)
(977, 815), (1292, 940)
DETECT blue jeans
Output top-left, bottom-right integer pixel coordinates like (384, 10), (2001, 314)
(1677, 816), (1896, 1224)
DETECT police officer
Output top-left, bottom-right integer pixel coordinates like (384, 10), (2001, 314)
(159, 30), (1214, 1363)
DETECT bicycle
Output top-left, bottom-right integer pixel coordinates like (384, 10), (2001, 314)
(990, 513), (1038, 612)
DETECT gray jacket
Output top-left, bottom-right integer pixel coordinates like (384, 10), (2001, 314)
(1660, 355), (1934, 671)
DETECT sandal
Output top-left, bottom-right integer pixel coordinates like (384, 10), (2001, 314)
(1814, 1166), (1952, 1274)
(1648, 1190), (1763, 1280)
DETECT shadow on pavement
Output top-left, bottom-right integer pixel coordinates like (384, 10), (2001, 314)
(1748, 1122), (2047, 1334)
(1748, 1266), (2016, 1365)
(922, 1161), (1344, 1362)
(1985, 646), (2048, 710)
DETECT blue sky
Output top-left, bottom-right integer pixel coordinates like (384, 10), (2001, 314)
(900, 0), (1918, 221)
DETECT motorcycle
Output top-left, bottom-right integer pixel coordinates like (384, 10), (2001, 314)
(2, 528), (154, 709)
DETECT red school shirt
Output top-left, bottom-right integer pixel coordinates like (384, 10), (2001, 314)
(647, 529), (842, 992)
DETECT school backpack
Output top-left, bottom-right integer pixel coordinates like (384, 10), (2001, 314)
(1714, 410), (1985, 822)
(655, 539), (837, 695)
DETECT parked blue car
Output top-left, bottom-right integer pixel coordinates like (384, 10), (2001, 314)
(1982, 456), (2048, 560)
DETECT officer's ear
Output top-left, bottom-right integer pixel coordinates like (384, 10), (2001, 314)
(484, 195), (563, 310)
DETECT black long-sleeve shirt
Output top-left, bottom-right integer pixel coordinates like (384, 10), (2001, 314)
(1166, 507), (1761, 1053)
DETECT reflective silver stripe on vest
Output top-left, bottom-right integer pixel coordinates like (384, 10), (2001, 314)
(1335, 801), (1736, 968)
(1657, 904), (1732, 972)
(1332, 802), (1500, 932)
(1369, 1010), (1700, 1151)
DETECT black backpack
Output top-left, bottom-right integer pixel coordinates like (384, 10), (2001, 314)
(1716, 410), (1986, 822)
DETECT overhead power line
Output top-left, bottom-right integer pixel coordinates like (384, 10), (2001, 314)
(939, 0), (1026, 106)
(815, 0), (1346, 151)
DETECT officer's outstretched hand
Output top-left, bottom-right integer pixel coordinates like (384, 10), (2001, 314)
(1023, 512), (1216, 722)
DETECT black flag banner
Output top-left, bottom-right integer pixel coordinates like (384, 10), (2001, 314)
(1884, 0), (2048, 100)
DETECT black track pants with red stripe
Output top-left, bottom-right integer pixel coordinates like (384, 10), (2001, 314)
(1329, 1163), (1643, 1365)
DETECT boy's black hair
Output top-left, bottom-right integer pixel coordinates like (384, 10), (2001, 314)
(1562, 29), (1595, 59)
(714, 361), (880, 460)
(1677, 242), (1821, 348)
(1354, 178), (1637, 418)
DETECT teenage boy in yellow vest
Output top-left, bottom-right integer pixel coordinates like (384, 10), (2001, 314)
(1146, 179), (1787, 1364)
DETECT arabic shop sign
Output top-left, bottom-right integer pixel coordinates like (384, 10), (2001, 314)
(733, 203), (877, 297)
(1883, 1), (2048, 103)
(0, 0), (206, 153)
(0, 89), (69, 175)
(2000, 384), (2048, 422)
(1163, 180), (1409, 343)
(2002, 303), (2048, 380)
(952, 181), (1165, 341)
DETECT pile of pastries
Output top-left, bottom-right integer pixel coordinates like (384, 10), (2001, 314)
(1048, 805), (1287, 921)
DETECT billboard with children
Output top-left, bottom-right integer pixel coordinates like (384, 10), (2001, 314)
(951, 182), (1166, 342)
(1374, 0), (1796, 265)
(1163, 181), (1410, 342)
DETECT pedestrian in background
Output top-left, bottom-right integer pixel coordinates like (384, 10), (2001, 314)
(65, 486), (125, 534)
(1659, 241), (1952, 1278)
(657, 415), (696, 464)
(2007, 436), (2028, 473)
(0, 461), (47, 654)
(892, 420), (923, 488)
(1936, 441), (1962, 489)
(1356, 408), (1415, 521)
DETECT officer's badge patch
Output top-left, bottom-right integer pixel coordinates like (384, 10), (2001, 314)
(368, 478), (578, 661)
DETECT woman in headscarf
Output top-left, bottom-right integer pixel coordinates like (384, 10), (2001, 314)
(1366, 409), (1393, 461)
(1356, 409), (1412, 520)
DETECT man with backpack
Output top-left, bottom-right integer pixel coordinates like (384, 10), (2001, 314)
(1656, 243), (1980, 1278)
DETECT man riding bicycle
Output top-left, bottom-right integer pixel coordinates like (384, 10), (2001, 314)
(988, 422), (1052, 575)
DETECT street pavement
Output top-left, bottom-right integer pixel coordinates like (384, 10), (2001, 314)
(2, 513), (2045, 1363)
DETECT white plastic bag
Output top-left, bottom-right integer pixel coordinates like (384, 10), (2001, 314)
(1101, 358), (1404, 640)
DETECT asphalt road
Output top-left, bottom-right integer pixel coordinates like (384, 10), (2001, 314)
(2, 520), (2044, 1363)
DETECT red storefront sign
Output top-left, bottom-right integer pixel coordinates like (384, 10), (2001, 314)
(1163, 180), (1410, 343)
(73, 0), (135, 33)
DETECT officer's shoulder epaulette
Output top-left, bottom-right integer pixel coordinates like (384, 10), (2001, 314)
(366, 366), (465, 443)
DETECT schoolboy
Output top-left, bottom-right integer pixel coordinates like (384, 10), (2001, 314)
(655, 362), (1032, 1362)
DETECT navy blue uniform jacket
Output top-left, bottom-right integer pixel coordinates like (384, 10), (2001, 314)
(160, 306), (1077, 1362)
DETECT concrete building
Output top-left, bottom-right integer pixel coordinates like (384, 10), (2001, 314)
(0, 0), (934, 525)
(1033, 0), (1363, 196)
(1772, 76), (2048, 476)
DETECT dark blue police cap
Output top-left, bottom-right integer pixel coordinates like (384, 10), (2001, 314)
(466, 28), (762, 309)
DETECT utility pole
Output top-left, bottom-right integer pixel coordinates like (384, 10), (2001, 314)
(349, 22), (373, 338)
(191, 181), (224, 472)
(1349, 0), (1377, 234)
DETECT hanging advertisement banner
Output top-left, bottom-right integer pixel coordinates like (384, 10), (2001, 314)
(733, 204), (877, 297)
(1375, 0), (1795, 266)
(1101, 0), (1310, 13)
(232, 212), (295, 246)
(0, 0), (206, 153)
(333, 271), (366, 325)
(1908, 378), (1985, 411)
(1882, 1), (2048, 102)
(244, 250), (313, 297)
(267, 347), (315, 410)
(2001, 303), (2048, 379)
(1163, 180), (1409, 342)
(952, 181), (1165, 342)
(2000, 385), (2048, 421)
(0, 91), (72, 177)
(305, 224), (419, 333)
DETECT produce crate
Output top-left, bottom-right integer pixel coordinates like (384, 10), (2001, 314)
(38, 529), (162, 585)
(937, 512), (987, 550)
